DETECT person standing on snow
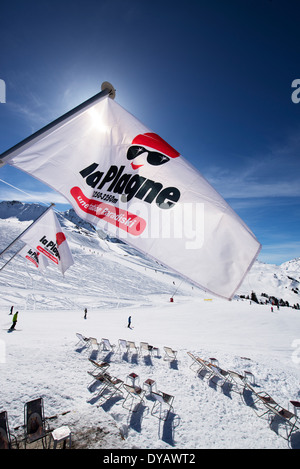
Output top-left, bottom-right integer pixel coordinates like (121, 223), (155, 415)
(128, 316), (132, 328)
(9, 306), (13, 315)
(10, 311), (18, 330)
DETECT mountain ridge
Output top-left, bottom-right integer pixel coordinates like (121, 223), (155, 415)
(0, 200), (299, 309)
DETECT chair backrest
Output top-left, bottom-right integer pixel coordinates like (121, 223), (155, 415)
(24, 398), (45, 441)
(152, 392), (166, 404)
(228, 370), (245, 382)
(0, 411), (10, 449)
(119, 339), (127, 348)
(123, 383), (142, 396)
(127, 341), (136, 349)
(140, 342), (149, 351)
(164, 346), (176, 357)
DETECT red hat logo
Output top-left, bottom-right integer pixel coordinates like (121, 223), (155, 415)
(127, 132), (180, 170)
(56, 232), (66, 246)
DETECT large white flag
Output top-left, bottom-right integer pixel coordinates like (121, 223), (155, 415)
(19, 244), (49, 271)
(19, 208), (74, 275)
(0, 93), (260, 299)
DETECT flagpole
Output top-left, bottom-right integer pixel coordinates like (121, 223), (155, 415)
(0, 246), (24, 272)
(0, 81), (116, 166)
(0, 203), (55, 259)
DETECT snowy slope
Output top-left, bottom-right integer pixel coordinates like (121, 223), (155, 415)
(1, 201), (300, 450)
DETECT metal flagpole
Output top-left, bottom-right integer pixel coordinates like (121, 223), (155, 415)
(0, 203), (55, 259)
(0, 82), (116, 167)
(0, 246), (24, 272)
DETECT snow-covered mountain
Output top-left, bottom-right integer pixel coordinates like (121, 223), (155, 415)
(1, 200), (300, 450)
(0, 200), (299, 310)
(0, 200), (199, 311)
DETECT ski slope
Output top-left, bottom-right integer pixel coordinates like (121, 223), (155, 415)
(1, 202), (300, 450)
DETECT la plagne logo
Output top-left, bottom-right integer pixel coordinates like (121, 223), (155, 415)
(37, 232), (66, 264)
(71, 133), (182, 236)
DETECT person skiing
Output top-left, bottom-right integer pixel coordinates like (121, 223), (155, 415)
(127, 316), (132, 328)
(9, 305), (13, 315)
(10, 311), (18, 330)
(84, 308), (87, 319)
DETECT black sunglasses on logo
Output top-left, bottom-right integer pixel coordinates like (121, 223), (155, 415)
(127, 145), (170, 166)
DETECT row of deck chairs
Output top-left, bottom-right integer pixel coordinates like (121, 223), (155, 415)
(1, 397), (50, 449)
(76, 333), (163, 358)
(187, 352), (300, 440)
(87, 358), (174, 421)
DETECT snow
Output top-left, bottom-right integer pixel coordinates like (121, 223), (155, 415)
(1, 201), (300, 450)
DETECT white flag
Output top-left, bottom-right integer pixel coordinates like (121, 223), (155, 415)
(1, 94), (260, 299)
(19, 244), (49, 271)
(19, 208), (74, 275)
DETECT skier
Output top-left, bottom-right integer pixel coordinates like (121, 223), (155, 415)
(127, 316), (132, 328)
(9, 305), (13, 315)
(10, 311), (18, 330)
(84, 308), (87, 319)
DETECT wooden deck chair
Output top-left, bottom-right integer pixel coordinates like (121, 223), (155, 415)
(88, 359), (110, 377)
(267, 404), (300, 439)
(75, 333), (90, 348)
(227, 370), (250, 393)
(122, 384), (146, 412)
(187, 353), (214, 379)
(245, 385), (282, 418)
(151, 391), (174, 421)
(0, 411), (18, 449)
(187, 352), (209, 374)
(24, 398), (49, 448)
(117, 339), (128, 353)
(99, 374), (124, 400)
(87, 371), (110, 391)
(127, 341), (138, 354)
(88, 337), (101, 352)
(208, 364), (231, 387)
(163, 346), (177, 361)
(139, 342), (150, 356)
(100, 338), (116, 352)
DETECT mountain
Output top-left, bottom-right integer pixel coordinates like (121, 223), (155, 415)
(0, 200), (299, 310)
(0, 200), (197, 311)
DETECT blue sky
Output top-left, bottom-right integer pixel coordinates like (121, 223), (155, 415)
(0, 0), (299, 265)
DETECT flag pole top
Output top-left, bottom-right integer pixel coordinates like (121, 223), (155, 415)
(101, 81), (116, 99)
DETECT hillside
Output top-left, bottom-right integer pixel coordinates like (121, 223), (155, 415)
(1, 201), (300, 450)
(0, 200), (299, 311)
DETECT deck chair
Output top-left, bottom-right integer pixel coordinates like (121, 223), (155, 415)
(76, 333), (90, 348)
(88, 359), (110, 377)
(264, 402), (300, 439)
(88, 337), (101, 352)
(127, 341), (138, 354)
(187, 352), (209, 374)
(139, 342), (150, 356)
(151, 391), (174, 421)
(245, 385), (281, 417)
(24, 398), (49, 448)
(100, 338), (116, 352)
(122, 384), (146, 412)
(227, 370), (251, 393)
(98, 374), (124, 401)
(0, 411), (18, 449)
(208, 364), (231, 387)
(163, 346), (177, 361)
(117, 339), (128, 353)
